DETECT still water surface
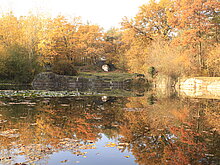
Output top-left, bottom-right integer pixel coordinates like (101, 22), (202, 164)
(0, 89), (219, 165)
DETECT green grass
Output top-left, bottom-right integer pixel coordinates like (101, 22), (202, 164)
(77, 72), (137, 81)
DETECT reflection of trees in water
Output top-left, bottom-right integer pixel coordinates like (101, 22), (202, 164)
(39, 96), (127, 141)
(0, 96), (128, 163)
(0, 96), (219, 164)
(118, 97), (220, 165)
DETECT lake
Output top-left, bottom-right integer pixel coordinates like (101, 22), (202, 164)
(0, 87), (219, 165)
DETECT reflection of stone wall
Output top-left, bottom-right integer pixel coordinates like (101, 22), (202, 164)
(154, 75), (176, 98)
(176, 77), (220, 99)
(32, 72), (129, 91)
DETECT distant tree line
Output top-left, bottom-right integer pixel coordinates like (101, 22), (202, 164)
(0, 0), (219, 83)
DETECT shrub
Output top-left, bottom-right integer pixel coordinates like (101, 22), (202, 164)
(147, 39), (195, 77)
(52, 60), (78, 76)
(148, 66), (156, 78)
(2, 45), (42, 83)
(205, 44), (220, 77)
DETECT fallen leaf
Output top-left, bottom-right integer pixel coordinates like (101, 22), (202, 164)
(60, 160), (68, 163)
(104, 142), (117, 148)
(117, 146), (124, 149)
(118, 143), (129, 146)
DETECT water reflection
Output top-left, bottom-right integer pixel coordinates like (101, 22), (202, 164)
(0, 95), (219, 164)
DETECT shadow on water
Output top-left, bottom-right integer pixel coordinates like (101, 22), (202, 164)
(0, 83), (219, 165)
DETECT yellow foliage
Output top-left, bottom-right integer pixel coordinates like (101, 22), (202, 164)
(205, 44), (220, 76)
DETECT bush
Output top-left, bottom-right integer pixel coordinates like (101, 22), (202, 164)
(52, 60), (78, 76)
(205, 44), (220, 77)
(148, 66), (156, 78)
(1, 45), (42, 83)
(147, 39), (195, 77)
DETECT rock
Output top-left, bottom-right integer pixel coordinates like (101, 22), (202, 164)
(136, 74), (145, 78)
(32, 72), (68, 90)
(32, 72), (131, 91)
(102, 64), (110, 72)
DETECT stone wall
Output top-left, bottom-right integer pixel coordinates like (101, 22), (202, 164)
(175, 77), (220, 99)
(153, 74), (176, 98)
(32, 72), (130, 91)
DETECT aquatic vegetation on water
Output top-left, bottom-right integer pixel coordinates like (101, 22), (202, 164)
(0, 89), (141, 98)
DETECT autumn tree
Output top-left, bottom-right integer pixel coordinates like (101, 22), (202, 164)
(0, 12), (21, 47)
(205, 43), (220, 76)
(37, 16), (81, 62)
(74, 24), (106, 64)
(38, 16), (112, 66)
(120, 0), (175, 75)
(120, 0), (219, 76)
(168, 0), (220, 70)
(0, 12), (42, 82)
(103, 28), (127, 70)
